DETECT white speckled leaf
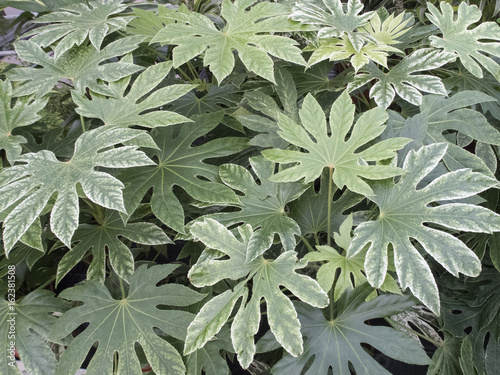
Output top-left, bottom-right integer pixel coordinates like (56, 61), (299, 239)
(347, 143), (500, 314)
(427, 2), (500, 81)
(188, 218), (328, 368)
(262, 91), (409, 195)
(0, 126), (154, 253)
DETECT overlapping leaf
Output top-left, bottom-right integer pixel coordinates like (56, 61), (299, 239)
(347, 49), (456, 109)
(118, 113), (246, 234)
(0, 79), (48, 163)
(73, 61), (193, 127)
(151, 0), (307, 83)
(427, 1), (500, 81)
(185, 218), (329, 368)
(0, 125), (154, 253)
(262, 90), (409, 196)
(50, 264), (204, 375)
(289, 172), (362, 237)
(291, 0), (374, 52)
(203, 156), (307, 262)
(0, 290), (69, 375)
(55, 210), (171, 284)
(9, 36), (144, 98)
(271, 284), (431, 375)
(307, 34), (401, 72)
(388, 91), (500, 176)
(347, 143), (500, 314)
(168, 84), (239, 117)
(26, 0), (131, 58)
(305, 215), (400, 298)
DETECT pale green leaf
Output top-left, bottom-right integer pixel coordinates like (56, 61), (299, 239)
(428, 2), (500, 81)
(347, 143), (500, 314)
(291, 0), (374, 52)
(272, 284), (431, 375)
(118, 113), (246, 234)
(0, 125), (154, 253)
(9, 36), (144, 98)
(151, 0), (307, 83)
(26, 0), (131, 58)
(0, 80), (48, 164)
(203, 156), (307, 262)
(262, 91), (409, 196)
(0, 290), (69, 375)
(55, 210), (171, 284)
(188, 218), (329, 367)
(73, 61), (193, 127)
(348, 49), (456, 109)
(50, 264), (204, 375)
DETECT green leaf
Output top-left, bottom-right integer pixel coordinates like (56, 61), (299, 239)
(73, 61), (193, 127)
(272, 284), (431, 375)
(0, 290), (69, 375)
(185, 326), (233, 375)
(118, 113), (246, 234)
(427, 2), (500, 81)
(0, 79), (48, 163)
(203, 156), (307, 262)
(347, 143), (500, 314)
(9, 36), (144, 98)
(50, 264), (205, 375)
(151, 0), (307, 83)
(262, 91), (409, 196)
(289, 172), (362, 237)
(56, 210), (171, 284)
(419, 91), (500, 176)
(291, 0), (374, 52)
(168, 84), (240, 117)
(26, 0), (131, 58)
(187, 218), (329, 367)
(347, 49), (456, 109)
(427, 333), (463, 375)
(0, 125), (154, 253)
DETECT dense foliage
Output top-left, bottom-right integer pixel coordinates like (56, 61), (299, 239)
(1, 0), (500, 374)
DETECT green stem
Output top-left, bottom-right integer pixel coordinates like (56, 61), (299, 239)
(384, 317), (443, 347)
(327, 167), (333, 247)
(314, 232), (320, 246)
(118, 277), (126, 300)
(80, 113), (85, 133)
(34, 275), (56, 292)
(300, 235), (315, 252)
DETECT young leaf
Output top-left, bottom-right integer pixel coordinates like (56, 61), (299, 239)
(73, 61), (194, 127)
(427, 2), (500, 81)
(347, 143), (500, 314)
(262, 91), (409, 196)
(307, 34), (401, 72)
(0, 79), (48, 163)
(347, 49), (456, 109)
(118, 113), (246, 234)
(26, 0), (131, 58)
(55, 210), (171, 284)
(151, 0), (307, 83)
(0, 125), (154, 253)
(272, 284), (431, 374)
(187, 218), (329, 367)
(291, 0), (374, 52)
(50, 264), (205, 375)
(0, 290), (69, 375)
(204, 156), (307, 262)
(9, 36), (144, 98)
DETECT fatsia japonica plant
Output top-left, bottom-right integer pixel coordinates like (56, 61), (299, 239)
(1, 0), (500, 374)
